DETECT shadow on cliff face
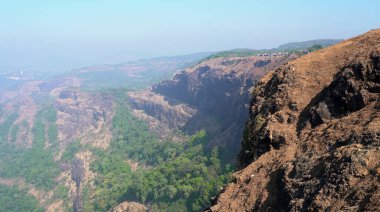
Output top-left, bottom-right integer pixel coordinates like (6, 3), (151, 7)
(238, 68), (291, 168)
(71, 158), (84, 212)
(297, 56), (380, 134)
(180, 108), (249, 162)
(258, 169), (291, 212)
(153, 66), (255, 162)
(207, 30), (380, 212)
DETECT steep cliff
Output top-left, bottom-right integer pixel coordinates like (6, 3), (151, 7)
(208, 29), (380, 211)
(128, 55), (297, 159)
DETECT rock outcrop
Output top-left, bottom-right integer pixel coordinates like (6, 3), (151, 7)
(129, 55), (297, 159)
(112, 201), (147, 212)
(53, 88), (114, 149)
(208, 29), (380, 211)
(128, 90), (196, 129)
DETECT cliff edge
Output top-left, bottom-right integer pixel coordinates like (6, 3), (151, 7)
(208, 29), (380, 211)
(128, 55), (297, 160)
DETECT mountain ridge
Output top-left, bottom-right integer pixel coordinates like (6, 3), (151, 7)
(207, 29), (380, 211)
(277, 39), (343, 50)
(128, 54), (299, 161)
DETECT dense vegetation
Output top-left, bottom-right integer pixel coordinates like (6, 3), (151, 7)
(83, 92), (233, 211)
(128, 137), (232, 211)
(0, 185), (44, 212)
(307, 44), (323, 52)
(277, 39), (341, 50)
(1, 60), (232, 211)
(61, 141), (83, 162)
(0, 106), (63, 211)
(0, 107), (60, 190)
(0, 113), (18, 143)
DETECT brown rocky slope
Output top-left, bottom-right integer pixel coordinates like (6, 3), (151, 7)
(208, 29), (380, 211)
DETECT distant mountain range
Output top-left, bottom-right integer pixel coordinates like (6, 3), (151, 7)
(0, 36), (361, 212)
(277, 39), (343, 50)
(200, 39), (342, 61)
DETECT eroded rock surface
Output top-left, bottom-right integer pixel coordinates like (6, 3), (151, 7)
(208, 29), (380, 211)
(129, 55), (297, 159)
(54, 88), (114, 150)
(112, 201), (147, 212)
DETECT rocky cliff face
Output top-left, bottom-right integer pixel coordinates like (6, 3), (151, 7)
(128, 55), (297, 159)
(128, 90), (198, 136)
(208, 29), (380, 211)
(52, 86), (114, 150)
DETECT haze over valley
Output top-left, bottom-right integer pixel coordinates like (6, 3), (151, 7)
(0, 1), (379, 212)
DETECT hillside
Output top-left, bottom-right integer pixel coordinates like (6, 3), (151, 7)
(0, 32), (375, 211)
(201, 39), (341, 62)
(66, 52), (213, 91)
(277, 39), (342, 50)
(3, 50), (265, 211)
(207, 29), (380, 211)
(0, 54), (214, 211)
(128, 54), (298, 161)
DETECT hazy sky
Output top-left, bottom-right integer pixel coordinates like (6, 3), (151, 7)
(1, 0), (379, 72)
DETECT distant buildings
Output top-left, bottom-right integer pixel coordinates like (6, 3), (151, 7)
(257, 49), (309, 57)
(7, 75), (21, 80)
(4, 70), (34, 81)
(257, 52), (285, 57)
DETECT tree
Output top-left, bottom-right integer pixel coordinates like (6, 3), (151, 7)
(308, 44), (323, 52)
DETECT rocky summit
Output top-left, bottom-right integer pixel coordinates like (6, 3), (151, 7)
(208, 29), (380, 211)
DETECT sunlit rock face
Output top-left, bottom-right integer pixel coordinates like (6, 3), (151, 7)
(208, 29), (380, 211)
